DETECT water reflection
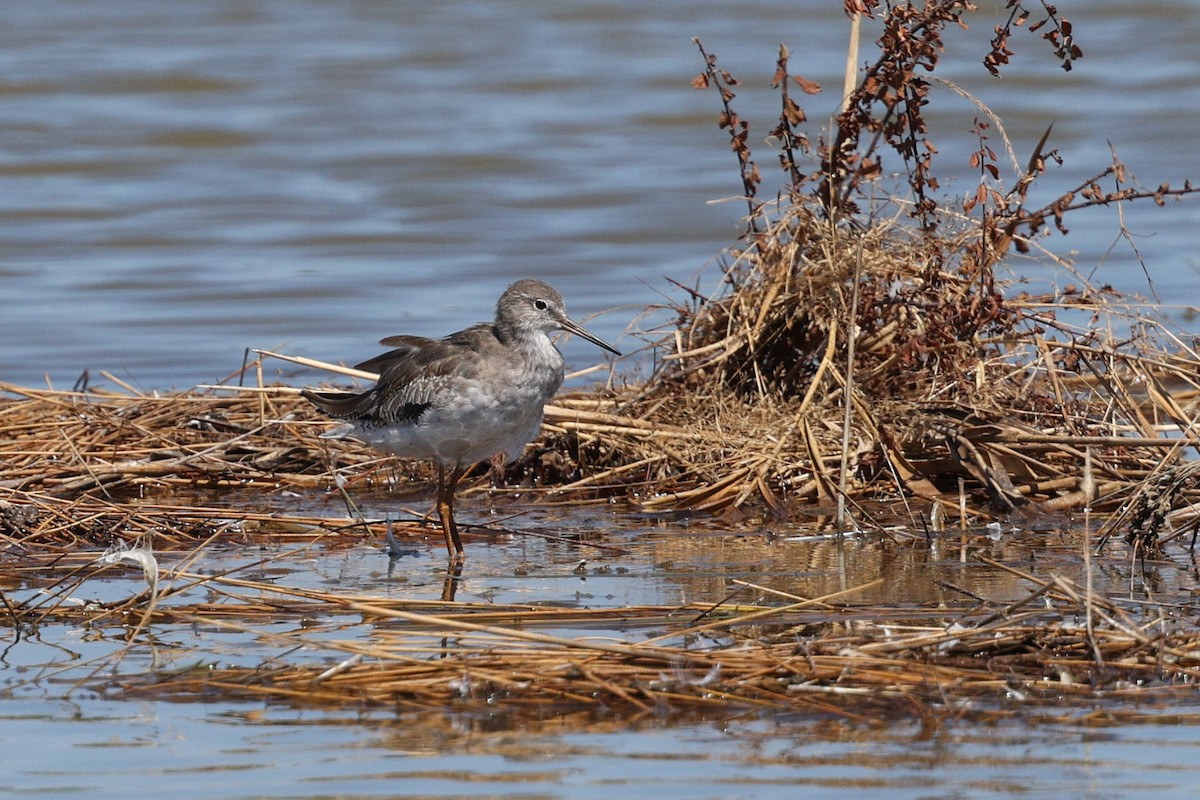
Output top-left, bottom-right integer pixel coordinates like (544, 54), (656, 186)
(5, 697), (1200, 799)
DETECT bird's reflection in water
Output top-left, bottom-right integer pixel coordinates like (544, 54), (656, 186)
(383, 519), (463, 600)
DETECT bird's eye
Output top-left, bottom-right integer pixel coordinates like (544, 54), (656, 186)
(534, 299), (548, 310)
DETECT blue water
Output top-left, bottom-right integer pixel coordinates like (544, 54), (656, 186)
(0, 1), (1196, 388)
(5, 698), (1200, 799)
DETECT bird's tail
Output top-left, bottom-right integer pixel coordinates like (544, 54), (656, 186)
(301, 388), (374, 434)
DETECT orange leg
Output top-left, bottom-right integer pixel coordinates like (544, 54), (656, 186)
(436, 463), (467, 562)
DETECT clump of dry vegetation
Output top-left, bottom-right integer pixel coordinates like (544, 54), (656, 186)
(561, 0), (1200, 557)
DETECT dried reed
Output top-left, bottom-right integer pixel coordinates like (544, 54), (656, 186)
(86, 560), (1200, 721)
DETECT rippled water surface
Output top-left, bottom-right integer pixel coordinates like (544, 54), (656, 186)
(3, 0), (1200, 797)
(6, 497), (1200, 799)
(1, 0), (1198, 388)
(6, 699), (1200, 799)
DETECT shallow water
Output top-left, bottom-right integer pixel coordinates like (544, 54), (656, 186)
(6, 497), (1200, 798)
(7, 698), (1200, 799)
(4, 0), (1200, 796)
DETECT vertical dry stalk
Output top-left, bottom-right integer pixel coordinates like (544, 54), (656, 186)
(836, 245), (863, 533)
(842, 6), (862, 113)
(256, 357), (267, 428)
(1082, 446), (1103, 670)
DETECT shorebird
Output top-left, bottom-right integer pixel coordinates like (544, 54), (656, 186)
(303, 279), (620, 563)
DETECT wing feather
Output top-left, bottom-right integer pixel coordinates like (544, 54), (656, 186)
(304, 322), (507, 428)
